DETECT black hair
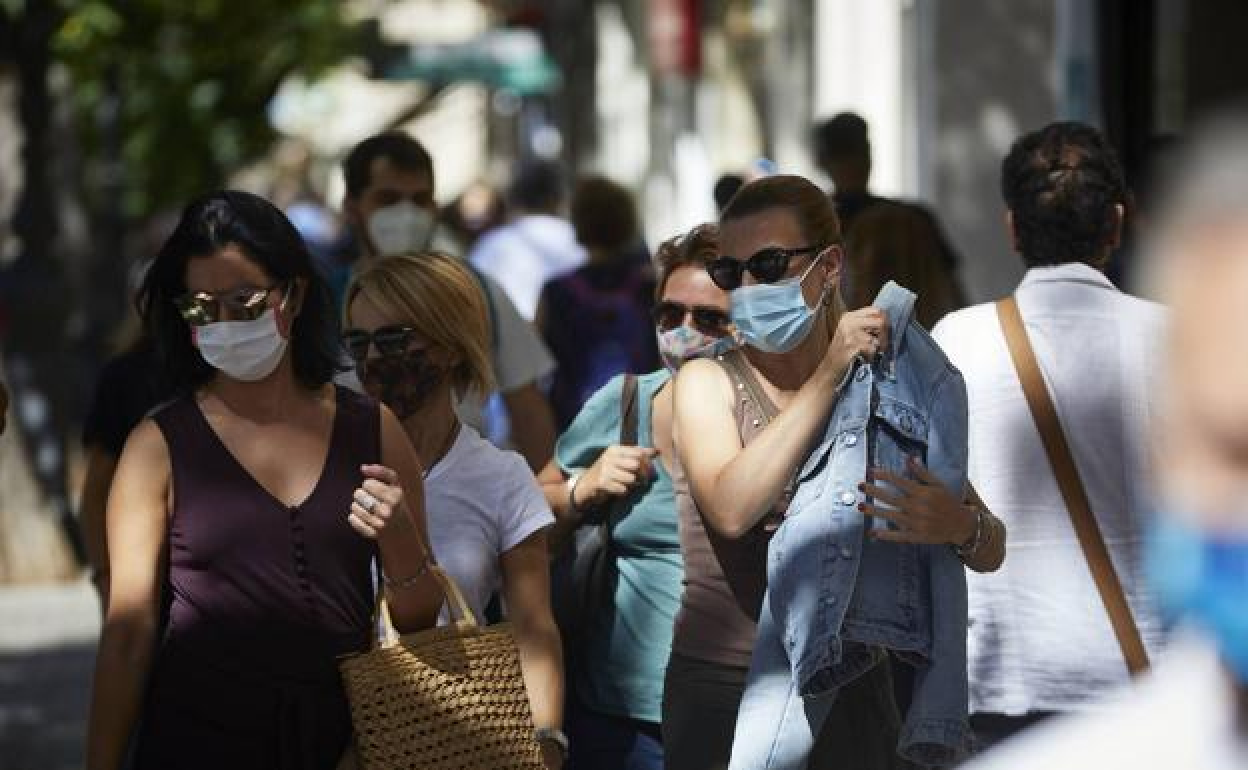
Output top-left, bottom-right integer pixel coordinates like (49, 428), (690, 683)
(1000, 121), (1128, 268)
(713, 173), (745, 213)
(813, 112), (870, 167)
(570, 175), (638, 254)
(136, 190), (344, 392)
(508, 160), (565, 211)
(343, 131), (434, 200)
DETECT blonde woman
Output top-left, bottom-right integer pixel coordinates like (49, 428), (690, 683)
(344, 254), (566, 768)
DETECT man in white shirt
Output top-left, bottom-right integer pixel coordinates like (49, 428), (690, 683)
(340, 132), (557, 471)
(469, 160), (587, 320)
(962, 116), (1248, 770)
(932, 122), (1167, 747)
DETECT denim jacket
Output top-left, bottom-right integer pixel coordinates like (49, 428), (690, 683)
(761, 282), (970, 765)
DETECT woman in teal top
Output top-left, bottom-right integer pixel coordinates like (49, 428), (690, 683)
(539, 224), (733, 770)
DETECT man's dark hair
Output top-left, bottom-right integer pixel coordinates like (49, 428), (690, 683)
(813, 112), (870, 168)
(1000, 121), (1128, 268)
(570, 175), (638, 254)
(343, 131), (433, 200)
(508, 160), (565, 212)
(137, 190), (344, 392)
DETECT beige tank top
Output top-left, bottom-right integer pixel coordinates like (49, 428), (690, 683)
(669, 349), (785, 668)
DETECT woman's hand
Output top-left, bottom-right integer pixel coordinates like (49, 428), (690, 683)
(572, 445), (659, 512)
(822, 306), (889, 385)
(348, 464), (412, 541)
(859, 456), (976, 546)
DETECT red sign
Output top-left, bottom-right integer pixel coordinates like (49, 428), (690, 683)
(648, 0), (701, 77)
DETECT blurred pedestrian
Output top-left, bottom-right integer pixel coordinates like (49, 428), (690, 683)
(714, 173), (745, 214)
(932, 122), (1167, 750)
(669, 175), (999, 770)
(537, 175), (660, 431)
(470, 160), (587, 320)
(86, 191), (442, 770)
(960, 115), (1248, 770)
(341, 131), (557, 471)
(343, 252), (567, 768)
(813, 112), (966, 322)
(537, 224), (734, 770)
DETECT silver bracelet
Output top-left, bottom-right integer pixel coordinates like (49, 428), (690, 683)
(955, 504), (986, 559)
(381, 561), (432, 590)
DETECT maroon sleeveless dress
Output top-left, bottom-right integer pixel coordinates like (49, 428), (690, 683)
(134, 386), (379, 770)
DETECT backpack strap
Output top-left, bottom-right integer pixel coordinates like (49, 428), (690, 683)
(619, 373), (640, 446)
(996, 296), (1150, 675)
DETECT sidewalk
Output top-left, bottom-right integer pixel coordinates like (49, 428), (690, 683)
(0, 577), (99, 770)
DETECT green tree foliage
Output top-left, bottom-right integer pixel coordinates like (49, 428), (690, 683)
(50, 0), (362, 218)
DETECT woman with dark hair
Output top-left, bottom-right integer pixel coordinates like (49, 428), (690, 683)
(86, 190), (442, 770)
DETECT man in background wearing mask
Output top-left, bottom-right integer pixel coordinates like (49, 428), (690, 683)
(340, 131), (557, 472)
(962, 117), (1248, 770)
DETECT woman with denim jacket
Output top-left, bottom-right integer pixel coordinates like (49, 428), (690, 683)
(667, 175), (1004, 770)
(537, 224), (734, 770)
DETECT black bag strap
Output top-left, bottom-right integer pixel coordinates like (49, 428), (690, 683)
(619, 373), (640, 446)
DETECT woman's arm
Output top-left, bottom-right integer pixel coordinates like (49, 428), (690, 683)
(861, 463), (1007, 573)
(356, 406), (444, 633)
(536, 445), (657, 553)
(80, 445), (119, 607)
(674, 308), (888, 540)
(86, 420), (170, 770)
(500, 531), (565, 768)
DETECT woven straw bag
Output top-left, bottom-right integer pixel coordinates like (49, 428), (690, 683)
(339, 566), (545, 769)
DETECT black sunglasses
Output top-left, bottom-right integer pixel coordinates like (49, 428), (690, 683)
(706, 246), (822, 291)
(652, 301), (732, 336)
(342, 325), (418, 363)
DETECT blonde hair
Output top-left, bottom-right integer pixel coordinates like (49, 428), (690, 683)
(345, 253), (494, 397)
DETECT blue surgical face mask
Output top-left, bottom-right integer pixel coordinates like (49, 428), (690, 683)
(730, 254), (825, 354)
(1147, 511), (1248, 682)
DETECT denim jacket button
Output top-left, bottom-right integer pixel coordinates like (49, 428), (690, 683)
(840, 546), (853, 558)
(839, 491), (856, 506)
(855, 367), (868, 382)
(843, 433), (859, 447)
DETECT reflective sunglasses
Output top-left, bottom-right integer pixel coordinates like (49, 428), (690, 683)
(342, 325), (419, 363)
(706, 246), (822, 291)
(652, 301), (733, 336)
(173, 284), (286, 326)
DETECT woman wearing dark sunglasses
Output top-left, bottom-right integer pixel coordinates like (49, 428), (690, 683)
(534, 224), (733, 770)
(343, 252), (567, 769)
(87, 191), (442, 770)
(667, 176), (1004, 770)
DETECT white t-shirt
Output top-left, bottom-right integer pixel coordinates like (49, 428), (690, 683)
(469, 214), (587, 320)
(932, 263), (1168, 715)
(961, 635), (1248, 770)
(424, 424), (554, 623)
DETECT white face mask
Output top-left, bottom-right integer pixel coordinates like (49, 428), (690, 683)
(366, 201), (436, 257)
(194, 308), (289, 382)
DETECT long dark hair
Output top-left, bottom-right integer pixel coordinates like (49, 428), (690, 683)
(136, 190), (344, 392)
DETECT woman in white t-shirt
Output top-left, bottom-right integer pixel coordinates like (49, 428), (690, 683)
(344, 253), (566, 769)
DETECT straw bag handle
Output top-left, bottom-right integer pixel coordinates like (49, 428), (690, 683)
(376, 565), (479, 647)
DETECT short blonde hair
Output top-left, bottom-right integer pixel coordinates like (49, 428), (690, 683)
(345, 253), (494, 397)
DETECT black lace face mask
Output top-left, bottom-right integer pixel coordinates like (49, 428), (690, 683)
(359, 350), (445, 419)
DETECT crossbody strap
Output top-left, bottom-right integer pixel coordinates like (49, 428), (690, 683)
(996, 296), (1150, 674)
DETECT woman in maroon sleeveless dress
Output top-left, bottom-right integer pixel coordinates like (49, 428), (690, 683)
(86, 191), (443, 770)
